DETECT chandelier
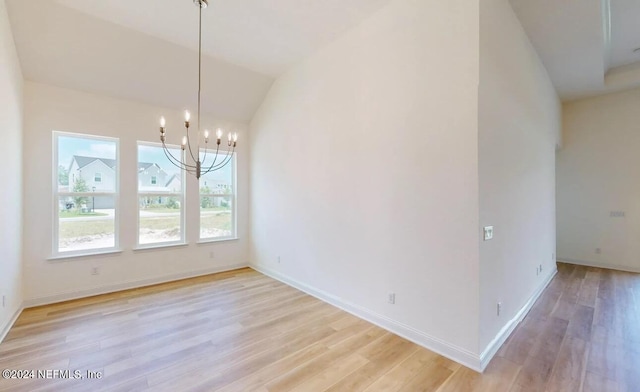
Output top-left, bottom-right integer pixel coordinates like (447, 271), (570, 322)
(158, 0), (236, 179)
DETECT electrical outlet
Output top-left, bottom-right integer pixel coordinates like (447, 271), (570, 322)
(610, 211), (625, 218)
(388, 292), (396, 305)
(483, 226), (494, 241)
(595, 248), (602, 255)
(277, 256), (281, 263)
(497, 302), (502, 316)
(91, 267), (100, 276)
(209, 251), (215, 259)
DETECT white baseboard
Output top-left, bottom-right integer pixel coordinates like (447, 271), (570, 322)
(557, 258), (640, 274)
(251, 263), (484, 372)
(478, 266), (557, 370)
(23, 263), (249, 308)
(0, 303), (24, 344)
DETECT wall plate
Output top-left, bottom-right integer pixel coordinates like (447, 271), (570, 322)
(483, 226), (494, 241)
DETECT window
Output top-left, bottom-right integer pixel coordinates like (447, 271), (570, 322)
(137, 142), (185, 247)
(199, 150), (236, 241)
(94, 172), (102, 183)
(54, 132), (119, 255)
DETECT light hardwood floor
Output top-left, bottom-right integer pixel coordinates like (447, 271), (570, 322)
(0, 263), (638, 391)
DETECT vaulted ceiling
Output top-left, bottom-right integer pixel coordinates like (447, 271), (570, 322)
(6, 0), (640, 113)
(6, 0), (391, 121)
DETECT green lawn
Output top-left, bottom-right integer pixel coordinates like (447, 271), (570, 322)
(60, 210), (108, 218)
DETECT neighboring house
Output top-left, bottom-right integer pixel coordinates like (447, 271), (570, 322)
(201, 179), (231, 195)
(201, 179), (232, 208)
(66, 155), (180, 209)
(164, 174), (182, 193)
(138, 162), (169, 192)
(67, 156), (117, 210)
(68, 156), (116, 193)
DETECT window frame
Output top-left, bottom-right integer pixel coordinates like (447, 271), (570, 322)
(198, 151), (237, 243)
(94, 172), (102, 183)
(136, 141), (186, 249)
(52, 131), (120, 258)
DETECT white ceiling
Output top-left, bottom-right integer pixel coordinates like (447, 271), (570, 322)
(54, 0), (391, 78)
(7, 0), (640, 109)
(6, 0), (391, 121)
(510, 0), (640, 101)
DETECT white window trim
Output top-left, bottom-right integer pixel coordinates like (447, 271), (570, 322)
(52, 131), (120, 258)
(136, 141), (186, 249)
(198, 151), (237, 242)
(94, 172), (102, 182)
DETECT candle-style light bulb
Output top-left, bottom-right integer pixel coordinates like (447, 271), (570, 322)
(228, 132), (231, 141)
(233, 133), (238, 142)
(184, 110), (191, 122)
(182, 136), (187, 150)
(160, 116), (166, 128)
(216, 128), (223, 139)
(204, 130), (210, 140)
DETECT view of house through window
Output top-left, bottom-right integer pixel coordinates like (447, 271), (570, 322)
(199, 151), (235, 240)
(137, 143), (184, 246)
(54, 132), (118, 254)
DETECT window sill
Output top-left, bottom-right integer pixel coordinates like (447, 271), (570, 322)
(197, 237), (239, 245)
(48, 249), (123, 262)
(133, 243), (188, 252)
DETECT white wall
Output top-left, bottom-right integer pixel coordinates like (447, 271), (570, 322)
(22, 82), (249, 304)
(478, 0), (561, 356)
(558, 88), (640, 272)
(0, 0), (23, 340)
(250, 0), (481, 366)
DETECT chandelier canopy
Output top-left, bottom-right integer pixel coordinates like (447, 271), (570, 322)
(158, 0), (236, 179)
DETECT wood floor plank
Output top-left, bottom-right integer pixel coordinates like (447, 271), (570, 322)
(545, 336), (588, 392)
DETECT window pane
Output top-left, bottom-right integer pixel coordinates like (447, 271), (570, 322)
(199, 152), (233, 195)
(139, 197), (182, 244)
(58, 136), (117, 193)
(199, 150), (235, 240)
(137, 143), (184, 246)
(138, 144), (182, 192)
(58, 195), (115, 252)
(200, 196), (233, 239)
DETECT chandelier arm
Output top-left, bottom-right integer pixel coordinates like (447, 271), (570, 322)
(203, 146), (230, 173)
(185, 128), (199, 165)
(202, 149), (234, 175)
(202, 154), (232, 176)
(202, 143), (221, 171)
(201, 144), (208, 165)
(162, 141), (198, 170)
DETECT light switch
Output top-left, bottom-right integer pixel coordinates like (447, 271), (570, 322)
(483, 226), (494, 241)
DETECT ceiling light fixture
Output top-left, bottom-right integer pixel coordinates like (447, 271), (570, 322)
(158, 0), (236, 179)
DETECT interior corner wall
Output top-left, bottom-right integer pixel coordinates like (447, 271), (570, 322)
(0, 0), (24, 340)
(22, 82), (250, 305)
(250, 0), (481, 366)
(478, 0), (560, 355)
(558, 89), (640, 273)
